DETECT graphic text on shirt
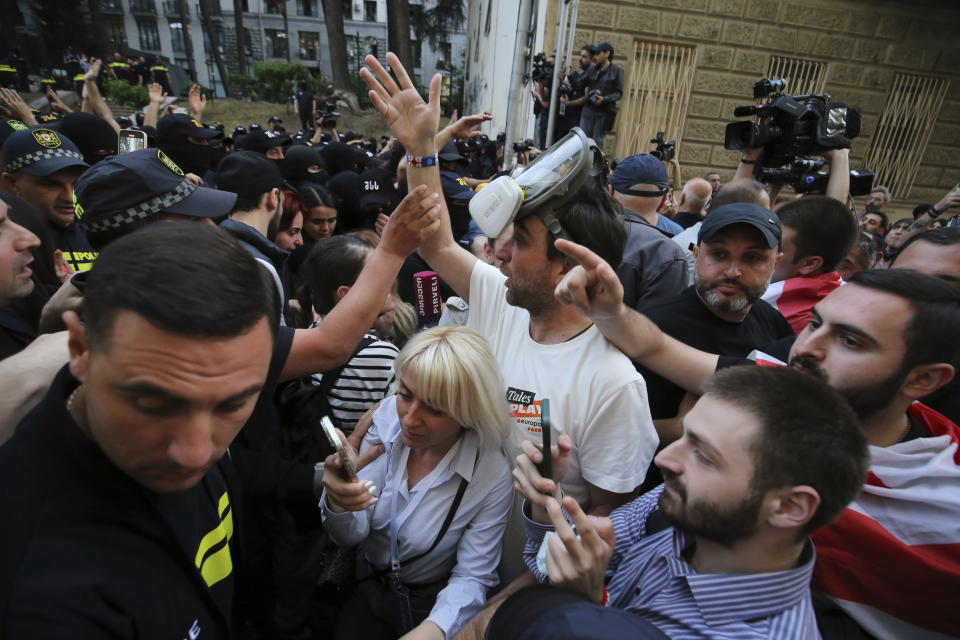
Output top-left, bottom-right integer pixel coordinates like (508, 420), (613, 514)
(507, 386), (542, 434)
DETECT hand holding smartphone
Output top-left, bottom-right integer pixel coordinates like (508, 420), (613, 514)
(118, 128), (147, 154)
(538, 398), (553, 483)
(321, 415), (358, 482)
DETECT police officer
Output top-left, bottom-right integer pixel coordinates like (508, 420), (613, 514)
(156, 113), (225, 184)
(0, 128), (97, 272)
(150, 57), (173, 96)
(107, 52), (132, 83)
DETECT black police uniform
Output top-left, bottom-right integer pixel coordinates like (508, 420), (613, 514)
(151, 63), (173, 95)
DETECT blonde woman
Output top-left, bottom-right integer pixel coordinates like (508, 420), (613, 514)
(322, 326), (513, 640)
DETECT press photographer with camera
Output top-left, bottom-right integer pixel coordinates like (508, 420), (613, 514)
(578, 43), (624, 151)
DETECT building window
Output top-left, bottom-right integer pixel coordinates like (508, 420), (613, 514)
(364, 0), (377, 22)
(298, 0), (317, 16)
(169, 21), (186, 52)
(411, 39), (422, 69)
(766, 56), (828, 96)
(614, 40), (697, 161)
(864, 73), (950, 198)
(203, 25), (225, 54)
(107, 18), (127, 49)
(439, 41), (451, 66)
(299, 31), (319, 60)
(138, 20), (161, 50)
(266, 0), (284, 15)
(265, 28), (288, 58)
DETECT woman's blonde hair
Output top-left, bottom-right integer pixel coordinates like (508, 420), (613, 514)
(394, 326), (511, 445)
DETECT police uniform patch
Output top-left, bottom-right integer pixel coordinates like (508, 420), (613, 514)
(191, 118), (204, 128)
(32, 129), (61, 148)
(157, 149), (185, 175)
(7, 120), (27, 131)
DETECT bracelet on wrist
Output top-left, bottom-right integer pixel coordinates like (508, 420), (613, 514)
(406, 153), (438, 168)
(599, 584), (609, 606)
(929, 205), (941, 218)
(740, 157), (756, 164)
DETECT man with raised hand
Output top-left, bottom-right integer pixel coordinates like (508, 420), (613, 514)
(359, 52), (657, 521)
(551, 238), (960, 640)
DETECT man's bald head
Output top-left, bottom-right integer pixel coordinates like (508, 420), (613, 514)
(709, 178), (770, 212)
(680, 178), (713, 214)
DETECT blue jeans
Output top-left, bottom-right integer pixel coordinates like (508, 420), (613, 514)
(579, 108), (607, 150)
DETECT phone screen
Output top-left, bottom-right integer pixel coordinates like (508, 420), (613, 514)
(118, 129), (147, 154)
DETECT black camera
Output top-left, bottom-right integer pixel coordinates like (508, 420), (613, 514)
(724, 78), (862, 168)
(650, 131), (676, 162)
(531, 52), (554, 83)
(318, 100), (340, 129)
(588, 89), (603, 104)
(758, 160), (875, 197)
(513, 138), (535, 153)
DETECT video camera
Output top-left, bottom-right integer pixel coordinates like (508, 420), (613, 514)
(650, 131), (676, 162)
(318, 100), (340, 129)
(513, 138), (536, 154)
(531, 52), (554, 84)
(725, 78), (872, 195)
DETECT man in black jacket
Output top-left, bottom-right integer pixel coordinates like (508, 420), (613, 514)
(0, 224), (279, 638)
(578, 43), (624, 151)
(0, 196), (40, 359)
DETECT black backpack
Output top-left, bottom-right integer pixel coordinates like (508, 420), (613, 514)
(275, 335), (378, 463)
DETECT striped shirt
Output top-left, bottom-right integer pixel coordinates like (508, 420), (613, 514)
(524, 486), (820, 639)
(309, 330), (398, 432)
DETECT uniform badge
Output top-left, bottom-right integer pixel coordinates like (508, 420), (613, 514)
(191, 118), (204, 128)
(7, 120), (27, 131)
(157, 149), (185, 175)
(32, 129), (61, 148)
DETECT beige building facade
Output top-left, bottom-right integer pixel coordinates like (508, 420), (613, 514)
(565, 0), (960, 216)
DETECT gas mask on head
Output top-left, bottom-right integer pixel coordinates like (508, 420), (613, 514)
(468, 128), (606, 249)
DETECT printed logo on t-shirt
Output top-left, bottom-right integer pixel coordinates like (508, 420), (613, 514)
(507, 386), (543, 434)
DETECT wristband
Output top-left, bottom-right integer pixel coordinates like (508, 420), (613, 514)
(928, 205), (941, 218)
(740, 157), (756, 164)
(599, 584), (609, 606)
(406, 153), (438, 168)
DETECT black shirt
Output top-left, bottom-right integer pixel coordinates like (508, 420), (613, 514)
(639, 286), (793, 418)
(0, 306), (36, 360)
(672, 211), (704, 230)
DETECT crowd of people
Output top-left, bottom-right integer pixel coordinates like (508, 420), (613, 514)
(0, 45), (958, 640)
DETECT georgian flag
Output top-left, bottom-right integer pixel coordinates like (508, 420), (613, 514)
(761, 271), (844, 334)
(811, 402), (960, 639)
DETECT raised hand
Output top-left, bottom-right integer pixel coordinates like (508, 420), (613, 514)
(188, 83), (207, 117)
(0, 88), (36, 125)
(378, 184), (442, 259)
(85, 59), (102, 83)
(544, 495), (615, 603)
(360, 52), (440, 156)
(553, 238), (625, 320)
(436, 111), (492, 150)
(149, 82), (167, 104)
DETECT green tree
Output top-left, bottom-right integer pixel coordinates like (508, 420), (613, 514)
(386, 0), (414, 73)
(321, 0), (355, 97)
(412, 0), (466, 48)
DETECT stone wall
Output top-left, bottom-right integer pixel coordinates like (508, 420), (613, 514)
(573, 0), (960, 214)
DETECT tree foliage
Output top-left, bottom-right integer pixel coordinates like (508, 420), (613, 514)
(227, 60), (315, 103)
(412, 0), (467, 48)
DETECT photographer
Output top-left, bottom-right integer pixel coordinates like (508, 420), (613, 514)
(530, 54), (555, 149)
(578, 43), (624, 150)
(554, 49), (592, 140)
(295, 82), (316, 131)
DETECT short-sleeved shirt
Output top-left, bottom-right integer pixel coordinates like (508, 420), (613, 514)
(639, 286), (793, 419)
(465, 261), (659, 505)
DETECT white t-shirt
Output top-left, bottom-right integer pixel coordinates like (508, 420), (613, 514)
(466, 261), (659, 506)
(671, 221), (701, 287)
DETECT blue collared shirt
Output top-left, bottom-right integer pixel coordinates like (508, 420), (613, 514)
(322, 396), (514, 638)
(524, 486), (820, 639)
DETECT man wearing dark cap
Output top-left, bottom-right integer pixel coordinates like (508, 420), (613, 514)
(320, 141), (372, 177)
(1, 128), (97, 272)
(240, 130), (289, 161)
(156, 113), (224, 180)
(57, 112), (119, 166)
(635, 203), (793, 443)
(283, 144), (327, 188)
(74, 148), (237, 251)
(579, 42), (623, 150)
(267, 116), (284, 132)
(607, 153), (688, 312)
(359, 167), (398, 228)
(216, 151), (289, 325)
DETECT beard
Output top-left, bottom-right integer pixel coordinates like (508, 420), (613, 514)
(789, 355), (908, 421)
(695, 271), (769, 314)
(504, 268), (556, 315)
(658, 470), (765, 547)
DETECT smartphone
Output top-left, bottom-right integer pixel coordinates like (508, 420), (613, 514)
(538, 398), (552, 482)
(320, 415), (358, 482)
(118, 128), (148, 154)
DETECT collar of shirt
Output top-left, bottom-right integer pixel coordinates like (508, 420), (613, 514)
(662, 529), (816, 627)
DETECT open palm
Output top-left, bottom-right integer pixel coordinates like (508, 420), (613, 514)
(360, 52), (440, 154)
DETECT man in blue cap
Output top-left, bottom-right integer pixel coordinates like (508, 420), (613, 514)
(156, 113), (225, 183)
(1, 128), (96, 272)
(74, 147), (237, 251)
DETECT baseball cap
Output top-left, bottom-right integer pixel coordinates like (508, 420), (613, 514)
(595, 42), (614, 54)
(216, 151), (283, 200)
(75, 148), (236, 237)
(487, 585), (669, 639)
(157, 113), (223, 142)
(239, 130), (290, 155)
(609, 153), (668, 196)
(697, 202), (782, 248)
(2, 128), (89, 176)
(58, 112), (118, 165)
(268, 116), (283, 124)
(320, 141), (372, 175)
(440, 170), (476, 202)
(359, 167), (398, 210)
(438, 140), (466, 163)
(0, 119), (29, 149)
(584, 44), (599, 53)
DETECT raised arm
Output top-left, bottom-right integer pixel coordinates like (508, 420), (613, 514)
(553, 239), (718, 394)
(360, 52), (478, 300)
(143, 82), (167, 129)
(83, 60), (121, 134)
